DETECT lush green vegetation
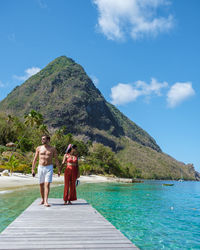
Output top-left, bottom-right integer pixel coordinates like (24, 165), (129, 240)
(0, 111), (134, 178)
(0, 111), (196, 180)
(117, 137), (196, 180)
(0, 56), (161, 153)
(0, 56), (197, 180)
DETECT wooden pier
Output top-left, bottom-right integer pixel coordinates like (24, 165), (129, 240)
(0, 198), (138, 249)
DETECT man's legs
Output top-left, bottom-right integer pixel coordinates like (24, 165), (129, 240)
(44, 182), (51, 207)
(38, 165), (52, 207)
(39, 183), (44, 205)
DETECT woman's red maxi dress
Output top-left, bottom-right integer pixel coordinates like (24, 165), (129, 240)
(63, 154), (78, 202)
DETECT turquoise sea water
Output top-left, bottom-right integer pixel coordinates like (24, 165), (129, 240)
(0, 180), (200, 249)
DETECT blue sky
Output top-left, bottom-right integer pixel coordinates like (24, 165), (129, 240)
(0, 0), (200, 171)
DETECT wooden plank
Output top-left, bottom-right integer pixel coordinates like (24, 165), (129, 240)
(0, 198), (138, 249)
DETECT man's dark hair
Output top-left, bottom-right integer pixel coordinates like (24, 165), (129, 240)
(42, 135), (50, 141)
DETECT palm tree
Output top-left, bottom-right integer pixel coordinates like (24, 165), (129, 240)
(5, 155), (19, 175)
(7, 114), (15, 124)
(9, 110), (45, 158)
(6, 110), (47, 173)
(39, 124), (49, 134)
(24, 110), (44, 128)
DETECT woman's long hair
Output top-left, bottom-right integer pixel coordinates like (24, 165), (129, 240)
(66, 144), (77, 154)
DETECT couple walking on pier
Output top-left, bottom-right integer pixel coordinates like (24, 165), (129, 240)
(32, 135), (80, 207)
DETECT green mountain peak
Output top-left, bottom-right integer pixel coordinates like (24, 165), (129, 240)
(0, 56), (160, 152)
(34, 56), (75, 80)
(43, 56), (75, 71)
(0, 56), (196, 180)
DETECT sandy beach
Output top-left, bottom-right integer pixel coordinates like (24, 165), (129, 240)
(0, 173), (132, 191)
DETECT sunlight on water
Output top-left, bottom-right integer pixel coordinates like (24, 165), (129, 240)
(1, 181), (200, 249)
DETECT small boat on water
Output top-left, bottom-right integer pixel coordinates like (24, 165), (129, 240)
(162, 183), (174, 186)
(178, 170), (184, 182)
(178, 179), (184, 182)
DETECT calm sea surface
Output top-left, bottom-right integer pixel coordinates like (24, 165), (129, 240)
(0, 180), (200, 249)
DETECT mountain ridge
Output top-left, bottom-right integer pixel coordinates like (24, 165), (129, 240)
(0, 56), (161, 152)
(0, 56), (197, 180)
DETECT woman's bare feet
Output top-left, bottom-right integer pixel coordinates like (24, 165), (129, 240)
(39, 200), (44, 205)
(44, 203), (51, 207)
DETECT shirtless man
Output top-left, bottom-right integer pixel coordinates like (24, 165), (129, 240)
(32, 135), (60, 207)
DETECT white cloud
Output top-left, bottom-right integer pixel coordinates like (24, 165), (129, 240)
(14, 67), (41, 81)
(110, 83), (140, 105)
(135, 78), (168, 95)
(93, 0), (174, 41)
(110, 78), (168, 105)
(26, 67), (41, 77)
(167, 82), (195, 108)
(91, 75), (99, 86)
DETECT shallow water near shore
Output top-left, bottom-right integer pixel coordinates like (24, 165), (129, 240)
(0, 180), (200, 249)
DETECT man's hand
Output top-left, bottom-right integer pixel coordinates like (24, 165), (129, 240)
(32, 170), (35, 177)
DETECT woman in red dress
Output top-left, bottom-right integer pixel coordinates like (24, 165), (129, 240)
(61, 144), (80, 205)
